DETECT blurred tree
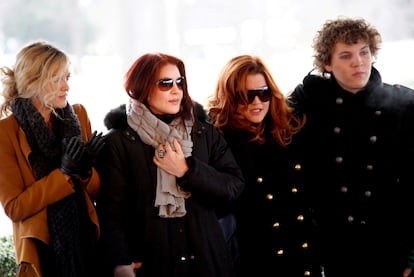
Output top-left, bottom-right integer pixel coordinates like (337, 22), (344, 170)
(0, 235), (16, 277)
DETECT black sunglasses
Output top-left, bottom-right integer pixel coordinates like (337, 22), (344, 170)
(242, 87), (271, 103)
(156, 77), (185, 91)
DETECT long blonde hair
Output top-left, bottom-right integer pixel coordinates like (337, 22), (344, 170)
(0, 41), (70, 118)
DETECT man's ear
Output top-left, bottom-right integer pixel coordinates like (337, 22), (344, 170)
(324, 63), (332, 72)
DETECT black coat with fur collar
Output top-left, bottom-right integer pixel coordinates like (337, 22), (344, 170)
(95, 102), (244, 277)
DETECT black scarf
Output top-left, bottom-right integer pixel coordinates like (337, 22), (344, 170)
(12, 98), (96, 277)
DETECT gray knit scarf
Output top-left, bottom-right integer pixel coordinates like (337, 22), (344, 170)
(126, 99), (193, 218)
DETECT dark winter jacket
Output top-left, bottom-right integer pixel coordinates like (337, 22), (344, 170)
(221, 126), (322, 277)
(95, 102), (245, 277)
(288, 67), (414, 277)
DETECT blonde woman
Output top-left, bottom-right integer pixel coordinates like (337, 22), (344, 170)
(0, 41), (104, 277)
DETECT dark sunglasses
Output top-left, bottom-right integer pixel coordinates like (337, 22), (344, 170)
(240, 87), (271, 103)
(156, 77), (185, 91)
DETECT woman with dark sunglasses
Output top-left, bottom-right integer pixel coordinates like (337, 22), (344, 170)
(207, 54), (323, 277)
(94, 52), (245, 277)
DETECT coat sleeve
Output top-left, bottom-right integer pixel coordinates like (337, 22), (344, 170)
(94, 129), (139, 268)
(72, 103), (100, 197)
(177, 122), (245, 204)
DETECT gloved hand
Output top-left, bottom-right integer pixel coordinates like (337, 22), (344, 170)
(78, 131), (105, 179)
(60, 136), (85, 178)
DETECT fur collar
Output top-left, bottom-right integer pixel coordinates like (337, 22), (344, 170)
(103, 101), (209, 130)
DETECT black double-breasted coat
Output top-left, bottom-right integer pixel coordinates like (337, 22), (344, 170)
(222, 125), (322, 277)
(95, 103), (244, 277)
(288, 67), (414, 277)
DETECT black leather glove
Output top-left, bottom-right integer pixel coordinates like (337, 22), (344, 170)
(60, 136), (85, 178)
(78, 131), (106, 179)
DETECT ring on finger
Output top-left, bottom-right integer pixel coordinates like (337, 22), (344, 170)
(158, 149), (165, 158)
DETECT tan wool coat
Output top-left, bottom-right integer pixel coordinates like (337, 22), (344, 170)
(0, 104), (100, 277)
